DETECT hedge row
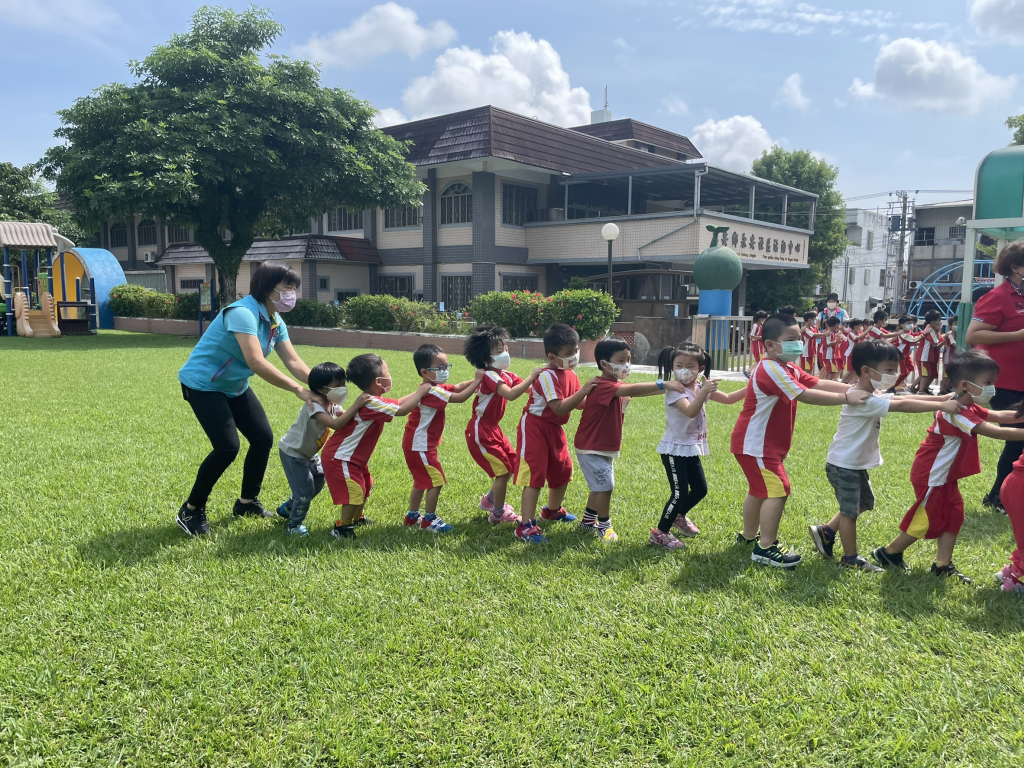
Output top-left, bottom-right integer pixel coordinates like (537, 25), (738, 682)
(108, 284), (212, 320)
(467, 289), (619, 340)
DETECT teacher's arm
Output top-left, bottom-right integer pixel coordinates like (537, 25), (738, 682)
(964, 319), (1024, 346)
(234, 333), (317, 404)
(274, 340), (312, 385)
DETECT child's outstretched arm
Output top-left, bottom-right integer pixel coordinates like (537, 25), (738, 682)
(798, 388), (871, 407)
(887, 397), (961, 415)
(496, 366), (547, 400)
(395, 381), (434, 417)
(617, 379), (685, 398)
(709, 386), (746, 405)
(984, 408), (1024, 425)
(810, 379), (853, 394)
(448, 374), (482, 404)
(547, 376), (599, 415)
(311, 393), (373, 430)
(975, 422), (1024, 441)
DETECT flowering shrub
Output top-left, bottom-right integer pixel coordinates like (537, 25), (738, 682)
(545, 289), (620, 340)
(344, 294), (438, 332)
(468, 289), (618, 340)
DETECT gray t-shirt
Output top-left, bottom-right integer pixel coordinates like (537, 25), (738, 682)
(279, 402), (338, 460)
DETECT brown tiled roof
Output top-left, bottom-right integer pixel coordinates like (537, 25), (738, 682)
(568, 119), (702, 160)
(382, 106), (684, 174)
(156, 235), (382, 266)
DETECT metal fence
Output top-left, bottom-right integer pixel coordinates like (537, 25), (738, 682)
(687, 315), (754, 373)
(124, 270), (168, 292)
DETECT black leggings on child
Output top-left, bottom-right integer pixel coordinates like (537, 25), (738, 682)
(659, 454), (708, 532)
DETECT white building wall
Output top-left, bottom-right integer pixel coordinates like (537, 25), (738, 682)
(314, 261), (371, 299)
(832, 209), (890, 318)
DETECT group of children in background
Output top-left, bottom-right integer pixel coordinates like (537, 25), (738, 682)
(270, 306), (1024, 591)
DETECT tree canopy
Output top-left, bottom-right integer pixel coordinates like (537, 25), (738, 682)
(745, 147), (846, 313)
(41, 5), (423, 302)
(1006, 114), (1024, 146)
(0, 162), (91, 246)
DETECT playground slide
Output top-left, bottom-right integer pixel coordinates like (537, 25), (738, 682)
(14, 291), (61, 338)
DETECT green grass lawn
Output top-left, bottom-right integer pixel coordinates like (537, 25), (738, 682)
(2, 331), (1024, 767)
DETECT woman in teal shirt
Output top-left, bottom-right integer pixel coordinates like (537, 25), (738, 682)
(176, 261), (321, 536)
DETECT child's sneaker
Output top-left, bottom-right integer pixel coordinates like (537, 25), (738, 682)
(808, 524), (835, 558)
(751, 540), (801, 568)
(1001, 576), (1024, 594)
(931, 562), (972, 584)
(649, 528), (685, 550)
(579, 519), (598, 532)
(330, 522), (355, 540)
(353, 516), (373, 527)
(276, 501), (291, 520)
(841, 554), (882, 572)
(734, 532), (758, 546)
(996, 564), (1014, 582)
(540, 506), (577, 523)
(870, 546), (910, 573)
(479, 492), (495, 512)
(595, 526), (618, 542)
(419, 512), (453, 534)
(672, 515), (700, 538)
(286, 523), (309, 537)
(488, 505), (520, 524)
(515, 521), (546, 544)
(403, 511), (421, 527)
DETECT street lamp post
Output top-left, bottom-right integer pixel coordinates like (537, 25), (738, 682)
(601, 222), (620, 299)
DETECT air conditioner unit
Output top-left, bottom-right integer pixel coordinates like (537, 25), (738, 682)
(143, 251), (157, 264)
(908, 281), (921, 290)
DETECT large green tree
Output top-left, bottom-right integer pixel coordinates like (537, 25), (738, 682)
(744, 147), (846, 312)
(1007, 114), (1024, 145)
(41, 5), (423, 303)
(0, 162), (91, 246)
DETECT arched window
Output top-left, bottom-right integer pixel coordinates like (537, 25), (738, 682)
(109, 222), (127, 248)
(440, 183), (472, 225)
(137, 218), (157, 246)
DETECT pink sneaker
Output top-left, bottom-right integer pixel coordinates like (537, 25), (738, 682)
(488, 504), (520, 524)
(1001, 576), (1024, 594)
(672, 515), (700, 538)
(649, 528), (686, 550)
(996, 564), (1014, 583)
(479, 493), (494, 512)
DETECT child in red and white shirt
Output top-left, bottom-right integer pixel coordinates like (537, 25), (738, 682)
(464, 325), (546, 524)
(744, 310), (768, 378)
(840, 318), (869, 384)
(821, 316), (844, 380)
(872, 350), (1024, 582)
(573, 336), (685, 543)
(913, 309), (944, 395)
(323, 354), (432, 540)
(400, 344), (481, 534)
(892, 314), (921, 390)
(998, 446), (1024, 593)
(731, 313), (872, 568)
(938, 316), (957, 394)
(799, 311), (824, 374)
(513, 323), (597, 544)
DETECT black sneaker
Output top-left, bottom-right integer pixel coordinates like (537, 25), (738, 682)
(751, 540), (801, 568)
(233, 497), (273, 518)
(330, 523), (356, 540)
(982, 493), (1007, 515)
(870, 546), (910, 573)
(352, 516), (373, 527)
(735, 531), (758, 546)
(176, 502), (210, 536)
(931, 561), (972, 584)
(841, 554), (883, 573)
(808, 524), (835, 558)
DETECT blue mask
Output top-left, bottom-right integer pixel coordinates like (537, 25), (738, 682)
(777, 340), (803, 363)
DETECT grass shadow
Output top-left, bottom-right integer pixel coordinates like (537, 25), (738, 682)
(77, 521), (190, 568)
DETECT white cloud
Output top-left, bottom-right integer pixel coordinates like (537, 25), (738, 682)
(660, 95), (689, 115)
(775, 73), (810, 109)
(400, 30), (592, 127)
(849, 37), (1015, 113)
(613, 37), (636, 53)
(678, 0), (895, 36)
(374, 108), (408, 128)
(0, 0), (121, 39)
(970, 0), (1024, 45)
(294, 3), (456, 68)
(691, 115), (775, 171)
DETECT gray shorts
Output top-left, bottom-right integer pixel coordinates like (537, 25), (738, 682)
(825, 463), (874, 518)
(576, 452), (615, 492)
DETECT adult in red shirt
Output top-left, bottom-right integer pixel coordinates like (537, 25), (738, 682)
(966, 242), (1024, 513)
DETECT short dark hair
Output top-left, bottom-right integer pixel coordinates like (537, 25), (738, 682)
(308, 362), (346, 395)
(346, 353), (385, 391)
(752, 310), (769, 321)
(826, 316), (841, 328)
(899, 314), (915, 324)
(826, 293), (839, 301)
(780, 305), (797, 317)
(946, 349), (1000, 386)
(924, 310), (942, 323)
(803, 311), (818, 322)
(464, 325), (509, 369)
(762, 313), (798, 342)
(595, 336), (630, 365)
(544, 323), (579, 355)
(994, 241), (1024, 278)
(872, 310), (888, 324)
(851, 340), (899, 372)
(249, 261), (301, 303)
(414, 343), (444, 375)
(850, 318), (865, 327)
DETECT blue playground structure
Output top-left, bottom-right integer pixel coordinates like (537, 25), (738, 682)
(907, 259), (995, 319)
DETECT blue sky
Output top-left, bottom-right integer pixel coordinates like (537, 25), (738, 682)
(2, 0), (1023, 209)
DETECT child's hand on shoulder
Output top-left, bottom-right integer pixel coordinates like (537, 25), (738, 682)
(475, 368), (486, 382)
(846, 389), (871, 405)
(353, 392), (372, 409)
(939, 399), (963, 415)
(664, 378), (686, 393)
(530, 365), (547, 379)
(582, 376), (601, 391)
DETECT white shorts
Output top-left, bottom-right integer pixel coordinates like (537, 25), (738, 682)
(575, 451), (616, 492)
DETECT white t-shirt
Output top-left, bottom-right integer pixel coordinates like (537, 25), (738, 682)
(826, 393), (892, 470)
(657, 386), (709, 457)
(278, 402), (339, 460)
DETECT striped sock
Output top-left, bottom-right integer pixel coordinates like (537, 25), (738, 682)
(597, 517), (611, 531)
(582, 508), (598, 526)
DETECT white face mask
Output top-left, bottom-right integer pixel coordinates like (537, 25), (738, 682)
(673, 368), (698, 384)
(827, 302), (838, 310)
(376, 376), (392, 393)
(868, 369), (899, 391)
(904, 323), (914, 331)
(491, 350), (511, 370)
(967, 382), (996, 404)
(557, 352), (580, 370)
(432, 368), (450, 384)
(325, 385), (348, 404)
(603, 361), (631, 380)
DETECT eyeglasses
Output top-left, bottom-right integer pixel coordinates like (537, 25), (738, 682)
(426, 364), (452, 371)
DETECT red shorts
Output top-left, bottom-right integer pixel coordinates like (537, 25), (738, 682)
(799, 356), (815, 373)
(733, 453), (791, 499)
(900, 357), (915, 375)
(466, 417), (515, 477)
(324, 459), (373, 506)
(1001, 470), (1024, 574)
(899, 479), (964, 539)
(825, 359), (841, 374)
(917, 357), (937, 378)
(404, 448), (447, 490)
(514, 414), (572, 489)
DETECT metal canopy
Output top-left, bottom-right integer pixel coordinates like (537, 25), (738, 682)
(0, 221), (58, 249)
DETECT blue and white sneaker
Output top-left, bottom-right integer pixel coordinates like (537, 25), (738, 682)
(419, 512), (453, 534)
(540, 506), (577, 523)
(515, 520), (547, 544)
(286, 524), (309, 537)
(276, 501), (291, 520)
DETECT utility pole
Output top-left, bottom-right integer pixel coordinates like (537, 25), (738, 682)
(892, 191), (909, 315)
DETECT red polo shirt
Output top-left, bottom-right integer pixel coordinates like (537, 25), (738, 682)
(972, 279), (1024, 390)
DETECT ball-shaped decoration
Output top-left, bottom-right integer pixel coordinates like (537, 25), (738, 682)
(601, 222), (620, 241)
(693, 227), (743, 291)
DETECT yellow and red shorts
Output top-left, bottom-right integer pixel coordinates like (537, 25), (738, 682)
(733, 453), (791, 499)
(466, 418), (515, 478)
(899, 479), (964, 539)
(514, 415), (573, 489)
(918, 357), (937, 378)
(324, 459), (373, 506)
(404, 448), (447, 490)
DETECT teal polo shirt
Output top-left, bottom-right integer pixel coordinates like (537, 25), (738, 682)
(178, 294), (290, 396)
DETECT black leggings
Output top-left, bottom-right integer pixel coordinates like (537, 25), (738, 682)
(659, 454), (708, 532)
(182, 384), (274, 508)
(990, 387), (1024, 502)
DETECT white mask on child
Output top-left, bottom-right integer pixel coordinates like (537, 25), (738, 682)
(558, 352), (580, 370)
(868, 370), (898, 391)
(491, 351), (512, 370)
(904, 323), (914, 331)
(674, 368), (698, 384)
(432, 368), (450, 384)
(604, 361), (631, 380)
(325, 386), (348, 404)
(968, 382), (996, 404)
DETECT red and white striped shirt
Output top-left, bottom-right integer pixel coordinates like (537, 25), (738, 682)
(523, 368), (580, 426)
(730, 359), (819, 459)
(470, 369), (523, 425)
(403, 384), (454, 452)
(910, 405), (988, 487)
(324, 396), (400, 465)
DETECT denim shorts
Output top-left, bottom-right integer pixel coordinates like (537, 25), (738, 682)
(825, 463), (874, 518)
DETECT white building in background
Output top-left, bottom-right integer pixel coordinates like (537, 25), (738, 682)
(832, 209), (891, 318)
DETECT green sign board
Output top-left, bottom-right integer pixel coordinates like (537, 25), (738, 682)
(200, 283), (212, 312)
